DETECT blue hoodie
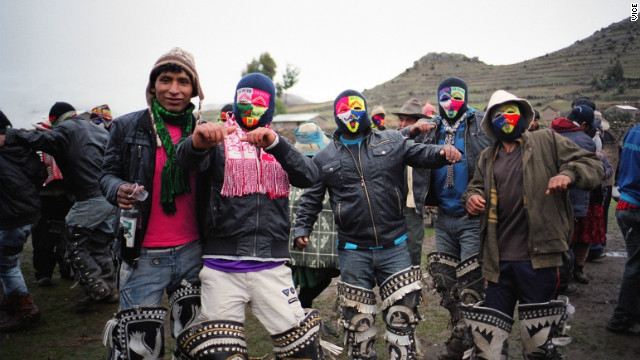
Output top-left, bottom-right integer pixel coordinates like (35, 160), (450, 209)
(618, 124), (640, 206)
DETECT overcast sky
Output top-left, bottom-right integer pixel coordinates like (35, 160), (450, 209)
(0, 0), (632, 129)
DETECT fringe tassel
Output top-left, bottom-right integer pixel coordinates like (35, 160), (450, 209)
(320, 339), (343, 358)
(383, 330), (411, 346)
(339, 296), (379, 315)
(102, 317), (118, 347)
(380, 281), (423, 310)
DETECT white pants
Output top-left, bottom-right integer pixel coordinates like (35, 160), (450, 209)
(199, 264), (306, 334)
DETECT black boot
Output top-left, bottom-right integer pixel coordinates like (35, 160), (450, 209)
(337, 281), (378, 360)
(0, 294), (41, 332)
(66, 226), (114, 301)
(518, 296), (572, 359)
(459, 302), (513, 360)
(103, 306), (167, 360)
(573, 265), (589, 284)
(176, 320), (248, 360)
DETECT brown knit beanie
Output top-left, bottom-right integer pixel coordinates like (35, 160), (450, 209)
(145, 47), (204, 117)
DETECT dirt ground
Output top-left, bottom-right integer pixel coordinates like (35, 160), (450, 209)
(314, 217), (640, 360)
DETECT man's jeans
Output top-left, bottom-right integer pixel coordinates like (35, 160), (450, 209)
(612, 208), (640, 324)
(434, 211), (481, 260)
(0, 224), (34, 295)
(338, 241), (412, 290)
(118, 240), (202, 309)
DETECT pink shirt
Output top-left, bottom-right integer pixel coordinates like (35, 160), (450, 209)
(143, 123), (199, 247)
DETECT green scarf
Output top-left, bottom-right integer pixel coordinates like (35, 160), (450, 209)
(152, 98), (195, 214)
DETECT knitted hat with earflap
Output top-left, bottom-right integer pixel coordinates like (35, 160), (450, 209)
(146, 47), (204, 121)
(233, 73), (276, 131)
(333, 89), (371, 135)
(437, 77), (468, 122)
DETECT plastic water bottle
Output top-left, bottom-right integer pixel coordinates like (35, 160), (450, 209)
(120, 206), (139, 248)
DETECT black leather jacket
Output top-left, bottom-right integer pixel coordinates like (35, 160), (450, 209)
(402, 110), (491, 210)
(0, 142), (47, 230)
(294, 127), (450, 249)
(176, 133), (318, 260)
(100, 110), (208, 250)
(6, 118), (108, 202)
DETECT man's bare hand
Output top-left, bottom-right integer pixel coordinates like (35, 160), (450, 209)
(546, 174), (572, 195)
(410, 120), (435, 137)
(466, 194), (486, 215)
(192, 122), (236, 150)
(0, 134), (5, 147)
(295, 236), (309, 250)
(240, 127), (277, 148)
(440, 145), (462, 163)
(117, 183), (144, 209)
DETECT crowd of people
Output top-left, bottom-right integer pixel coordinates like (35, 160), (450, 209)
(0, 46), (638, 360)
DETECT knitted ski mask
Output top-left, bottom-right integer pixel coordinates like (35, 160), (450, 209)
(437, 77), (468, 122)
(233, 73), (276, 131)
(490, 102), (528, 141)
(333, 89), (371, 135)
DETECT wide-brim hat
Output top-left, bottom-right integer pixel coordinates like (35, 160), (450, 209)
(482, 90), (534, 141)
(392, 98), (426, 119)
(293, 121), (332, 156)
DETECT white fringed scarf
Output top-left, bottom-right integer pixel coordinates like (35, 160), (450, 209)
(221, 117), (289, 199)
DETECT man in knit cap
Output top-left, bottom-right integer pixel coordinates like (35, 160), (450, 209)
(400, 77), (492, 360)
(100, 47), (206, 360)
(295, 89), (461, 360)
(174, 73), (329, 360)
(1, 102), (118, 314)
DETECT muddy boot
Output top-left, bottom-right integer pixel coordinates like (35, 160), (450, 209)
(427, 252), (465, 360)
(459, 301), (513, 360)
(0, 294), (41, 332)
(573, 266), (589, 285)
(66, 225), (113, 301)
(380, 266), (423, 360)
(337, 281), (379, 360)
(519, 296), (573, 360)
(103, 306), (167, 360)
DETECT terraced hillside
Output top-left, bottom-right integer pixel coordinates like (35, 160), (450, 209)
(290, 17), (640, 127)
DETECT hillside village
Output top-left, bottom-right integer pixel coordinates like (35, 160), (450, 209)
(242, 17), (640, 141)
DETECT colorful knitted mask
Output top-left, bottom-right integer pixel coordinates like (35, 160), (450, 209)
(437, 77), (468, 122)
(372, 113), (385, 128)
(490, 102), (527, 141)
(236, 87), (271, 129)
(233, 73), (276, 131)
(439, 86), (466, 119)
(333, 89), (371, 134)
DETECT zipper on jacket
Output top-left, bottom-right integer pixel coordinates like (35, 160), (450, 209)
(342, 135), (379, 247)
(395, 188), (402, 216)
(337, 202), (343, 227)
